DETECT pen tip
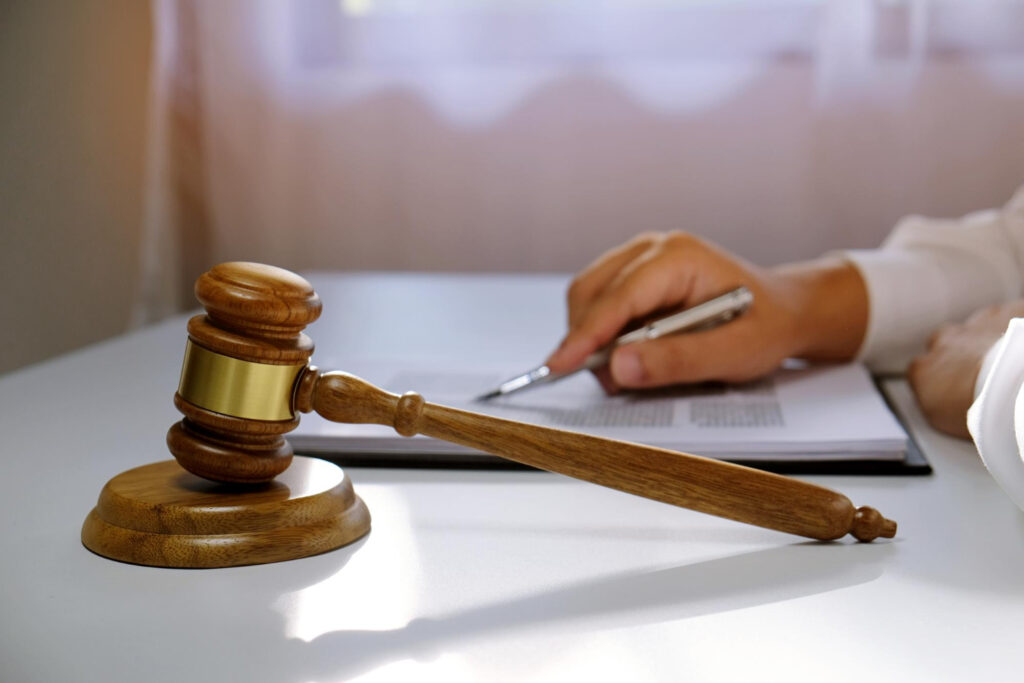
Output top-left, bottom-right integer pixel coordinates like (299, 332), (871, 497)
(474, 389), (501, 402)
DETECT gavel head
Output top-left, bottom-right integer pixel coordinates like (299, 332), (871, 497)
(168, 262), (322, 484)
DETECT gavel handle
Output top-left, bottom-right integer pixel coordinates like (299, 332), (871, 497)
(297, 369), (896, 542)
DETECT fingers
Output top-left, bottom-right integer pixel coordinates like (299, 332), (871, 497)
(907, 351), (972, 439)
(589, 365), (621, 396)
(548, 235), (662, 374)
(606, 322), (771, 389)
(926, 324), (959, 350)
(548, 251), (695, 373)
(963, 300), (1024, 331)
(566, 233), (661, 329)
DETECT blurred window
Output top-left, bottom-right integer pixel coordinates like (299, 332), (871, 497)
(293, 0), (1024, 70)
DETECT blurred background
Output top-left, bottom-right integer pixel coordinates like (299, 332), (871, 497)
(3, 0), (1024, 374)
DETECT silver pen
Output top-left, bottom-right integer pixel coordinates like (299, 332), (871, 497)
(476, 286), (754, 400)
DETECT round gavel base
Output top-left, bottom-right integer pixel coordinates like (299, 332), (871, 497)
(81, 456), (370, 568)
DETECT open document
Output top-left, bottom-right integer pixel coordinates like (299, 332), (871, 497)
(290, 359), (923, 471)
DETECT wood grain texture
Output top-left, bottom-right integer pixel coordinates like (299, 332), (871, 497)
(170, 262), (321, 483)
(302, 370), (897, 542)
(159, 261), (895, 543)
(81, 456), (370, 568)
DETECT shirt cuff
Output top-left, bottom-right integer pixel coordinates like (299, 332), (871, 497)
(839, 248), (952, 374)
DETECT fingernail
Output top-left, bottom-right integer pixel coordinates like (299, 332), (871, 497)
(547, 339), (582, 369)
(544, 348), (569, 368)
(611, 349), (645, 386)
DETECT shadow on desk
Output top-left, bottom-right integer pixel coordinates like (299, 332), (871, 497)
(246, 540), (892, 681)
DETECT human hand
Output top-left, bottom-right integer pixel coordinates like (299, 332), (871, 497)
(546, 232), (869, 392)
(908, 301), (1024, 439)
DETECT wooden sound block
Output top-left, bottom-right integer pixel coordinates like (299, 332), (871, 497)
(81, 456), (370, 568)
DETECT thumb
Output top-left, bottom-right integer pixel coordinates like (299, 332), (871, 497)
(609, 324), (769, 388)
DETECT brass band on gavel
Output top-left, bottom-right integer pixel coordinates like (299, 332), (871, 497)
(177, 340), (306, 421)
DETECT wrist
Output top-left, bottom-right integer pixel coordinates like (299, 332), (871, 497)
(772, 257), (869, 362)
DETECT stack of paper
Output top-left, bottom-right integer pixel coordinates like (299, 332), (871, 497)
(290, 360), (911, 466)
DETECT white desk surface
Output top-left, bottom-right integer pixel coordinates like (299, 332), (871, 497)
(2, 273), (1022, 683)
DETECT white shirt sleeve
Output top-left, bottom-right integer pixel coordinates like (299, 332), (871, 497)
(842, 185), (1024, 373)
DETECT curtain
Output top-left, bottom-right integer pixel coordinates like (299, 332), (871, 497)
(136, 0), (1024, 322)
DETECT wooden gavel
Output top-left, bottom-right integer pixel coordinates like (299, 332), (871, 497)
(170, 262), (897, 543)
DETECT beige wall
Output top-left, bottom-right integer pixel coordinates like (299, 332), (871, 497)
(0, 1), (151, 374)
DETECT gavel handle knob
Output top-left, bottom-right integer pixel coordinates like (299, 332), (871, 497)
(298, 369), (897, 542)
